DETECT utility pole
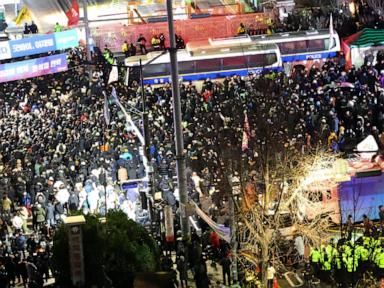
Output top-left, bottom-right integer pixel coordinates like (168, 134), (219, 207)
(139, 59), (151, 160)
(83, 0), (92, 63)
(228, 173), (239, 283)
(139, 59), (155, 234)
(166, 0), (190, 240)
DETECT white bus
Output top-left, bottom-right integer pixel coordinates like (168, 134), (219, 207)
(251, 29), (341, 66)
(125, 36), (282, 85)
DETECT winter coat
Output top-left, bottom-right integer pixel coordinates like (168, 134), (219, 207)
(45, 203), (55, 220)
(34, 207), (46, 223)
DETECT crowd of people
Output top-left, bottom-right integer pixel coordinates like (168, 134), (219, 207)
(0, 47), (151, 286)
(23, 21), (38, 35)
(2, 13), (384, 286)
(113, 50), (384, 286)
(309, 232), (384, 287)
(121, 33), (186, 57)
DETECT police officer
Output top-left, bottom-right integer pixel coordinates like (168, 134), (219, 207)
(343, 253), (358, 287)
(359, 244), (370, 275)
(333, 247), (343, 287)
(310, 247), (321, 279)
(375, 247), (384, 280)
(321, 252), (332, 284)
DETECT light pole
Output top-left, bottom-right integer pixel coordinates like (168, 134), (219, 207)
(228, 173), (239, 284)
(139, 59), (155, 233)
(166, 0), (190, 240)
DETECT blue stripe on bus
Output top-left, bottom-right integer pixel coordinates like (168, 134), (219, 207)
(281, 51), (337, 62)
(143, 67), (282, 85)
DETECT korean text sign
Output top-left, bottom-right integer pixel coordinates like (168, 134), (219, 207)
(0, 53), (68, 83)
(0, 29), (78, 60)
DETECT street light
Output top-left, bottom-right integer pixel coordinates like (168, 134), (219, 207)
(166, 0), (190, 241)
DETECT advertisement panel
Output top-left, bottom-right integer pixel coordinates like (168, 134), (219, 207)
(0, 53), (68, 83)
(0, 29), (78, 60)
(54, 29), (79, 50)
(10, 34), (55, 58)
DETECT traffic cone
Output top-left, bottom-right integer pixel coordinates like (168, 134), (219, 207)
(273, 277), (279, 288)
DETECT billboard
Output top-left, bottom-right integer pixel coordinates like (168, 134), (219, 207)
(0, 53), (68, 83)
(0, 29), (78, 60)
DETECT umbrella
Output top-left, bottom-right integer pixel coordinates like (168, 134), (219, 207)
(119, 152), (133, 160)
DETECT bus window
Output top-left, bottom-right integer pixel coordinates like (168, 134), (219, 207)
(293, 40), (307, 53)
(179, 61), (195, 74)
(222, 56), (247, 70)
(143, 63), (170, 77)
(307, 39), (325, 52)
(265, 53), (277, 65)
(324, 38), (337, 49)
(278, 41), (307, 54)
(277, 42), (293, 54)
(248, 54), (263, 66)
(195, 59), (221, 72)
(248, 53), (277, 67)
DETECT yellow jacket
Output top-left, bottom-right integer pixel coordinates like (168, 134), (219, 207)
(122, 43), (128, 52)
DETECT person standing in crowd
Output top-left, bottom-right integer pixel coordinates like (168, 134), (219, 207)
(175, 34), (185, 49)
(122, 40), (129, 57)
(54, 22), (62, 32)
(2, 195), (12, 216)
(33, 204), (45, 231)
(0, 264), (8, 288)
(363, 214), (373, 235)
(29, 21), (38, 34)
(129, 42), (137, 56)
(220, 253), (231, 286)
(176, 255), (188, 288)
(151, 35), (160, 51)
(159, 33), (166, 50)
(267, 261), (276, 288)
(346, 214), (354, 240)
(137, 34), (147, 55)
(310, 247), (321, 279)
(23, 23), (30, 34)
(237, 23), (246, 35)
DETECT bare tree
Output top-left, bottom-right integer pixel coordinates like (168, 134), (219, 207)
(237, 150), (340, 287)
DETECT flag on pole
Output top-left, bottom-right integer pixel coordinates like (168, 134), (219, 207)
(241, 131), (249, 151)
(108, 61), (119, 84)
(124, 68), (130, 86)
(103, 92), (110, 126)
(66, 0), (80, 26)
(194, 203), (231, 243)
(329, 13), (334, 50)
(244, 112), (250, 136)
(111, 86), (119, 105)
(242, 112), (250, 151)
(15, 7), (31, 25)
